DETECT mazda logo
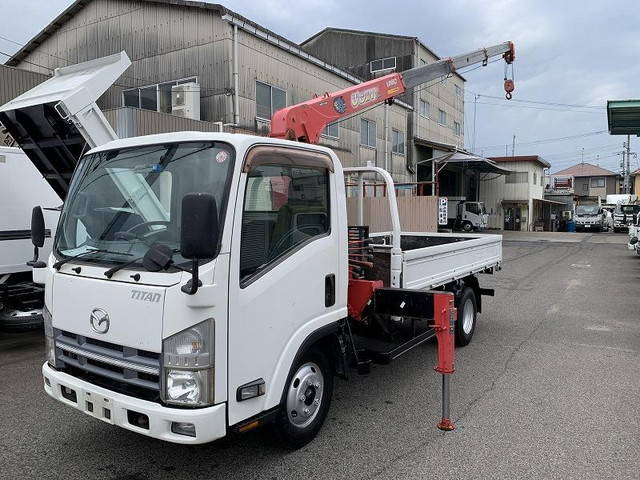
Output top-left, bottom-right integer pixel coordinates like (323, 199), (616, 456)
(90, 308), (110, 334)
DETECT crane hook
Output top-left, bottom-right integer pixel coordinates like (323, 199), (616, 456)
(504, 79), (514, 100)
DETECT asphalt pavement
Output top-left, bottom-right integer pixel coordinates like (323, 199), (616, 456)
(1, 231), (638, 479)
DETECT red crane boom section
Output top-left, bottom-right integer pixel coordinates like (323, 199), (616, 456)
(269, 72), (406, 144)
(269, 41), (515, 144)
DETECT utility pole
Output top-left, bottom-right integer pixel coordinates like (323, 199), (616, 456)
(626, 135), (631, 194)
(511, 134), (515, 157)
(581, 147), (584, 164)
(472, 94), (479, 152)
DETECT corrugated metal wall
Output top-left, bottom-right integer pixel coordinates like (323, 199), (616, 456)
(0, 65), (49, 105)
(103, 107), (222, 137)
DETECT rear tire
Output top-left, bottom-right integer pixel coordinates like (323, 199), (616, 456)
(274, 348), (333, 448)
(455, 288), (477, 346)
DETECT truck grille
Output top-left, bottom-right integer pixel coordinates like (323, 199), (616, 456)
(54, 329), (161, 403)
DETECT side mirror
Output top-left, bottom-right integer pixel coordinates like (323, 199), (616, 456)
(180, 193), (219, 294)
(27, 206), (46, 268)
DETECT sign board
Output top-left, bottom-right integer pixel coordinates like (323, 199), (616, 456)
(438, 197), (448, 225)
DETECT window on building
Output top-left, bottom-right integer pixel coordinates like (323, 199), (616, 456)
(391, 129), (405, 155)
(582, 183), (589, 193)
(455, 84), (462, 97)
(240, 161), (330, 283)
(590, 177), (605, 188)
(256, 81), (286, 120)
(370, 56), (396, 74)
(454, 121), (461, 136)
(506, 172), (528, 184)
(419, 99), (430, 118)
(360, 118), (377, 147)
(122, 77), (197, 114)
(533, 172), (537, 185)
(438, 109), (447, 125)
(323, 122), (339, 138)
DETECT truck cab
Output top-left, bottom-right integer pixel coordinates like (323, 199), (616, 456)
(574, 205), (605, 232)
(613, 204), (640, 232)
(454, 201), (488, 232)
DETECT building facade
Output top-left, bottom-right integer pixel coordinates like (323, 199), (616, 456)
(549, 163), (619, 203)
(300, 28), (465, 185)
(480, 156), (555, 231)
(4, 0), (415, 183)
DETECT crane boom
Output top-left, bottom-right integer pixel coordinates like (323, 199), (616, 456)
(269, 41), (514, 144)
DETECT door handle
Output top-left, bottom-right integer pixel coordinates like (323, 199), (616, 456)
(325, 274), (335, 307)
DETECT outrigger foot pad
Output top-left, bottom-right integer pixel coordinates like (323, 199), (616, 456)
(437, 418), (455, 431)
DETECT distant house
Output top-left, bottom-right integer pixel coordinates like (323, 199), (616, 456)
(480, 155), (561, 231)
(631, 169), (640, 195)
(549, 163), (619, 202)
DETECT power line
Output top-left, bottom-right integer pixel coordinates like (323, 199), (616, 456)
(465, 90), (604, 109)
(476, 130), (607, 150)
(472, 100), (603, 114)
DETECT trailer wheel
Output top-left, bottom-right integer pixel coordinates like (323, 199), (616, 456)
(275, 348), (333, 448)
(455, 288), (477, 346)
(461, 221), (473, 232)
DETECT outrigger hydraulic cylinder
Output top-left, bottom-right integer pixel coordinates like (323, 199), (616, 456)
(432, 292), (457, 431)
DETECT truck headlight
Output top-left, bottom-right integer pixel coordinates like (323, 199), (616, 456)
(162, 319), (214, 406)
(43, 304), (58, 368)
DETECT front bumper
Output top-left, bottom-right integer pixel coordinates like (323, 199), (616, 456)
(42, 363), (226, 444)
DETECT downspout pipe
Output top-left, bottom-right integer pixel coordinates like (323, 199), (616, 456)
(233, 24), (239, 126)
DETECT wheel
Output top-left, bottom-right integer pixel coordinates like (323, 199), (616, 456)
(461, 221), (473, 232)
(455, 288), (477, 346)
(274, 348), (333, 448)
(0, 306), (43, 331)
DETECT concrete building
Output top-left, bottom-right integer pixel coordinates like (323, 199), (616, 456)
(2, 0), (415, 183)
(549, 163), (620, 203)
(300, 28), (466, 186)
(480, 155), (560, 231)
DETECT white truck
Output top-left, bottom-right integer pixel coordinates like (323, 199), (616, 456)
(574, 204), (606, 232)
(0, 45), (513, 446)
(447, 197), (489, 232)
(0, 146), (61, 330)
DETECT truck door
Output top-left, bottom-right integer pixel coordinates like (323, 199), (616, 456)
(227, 146), (345, 426)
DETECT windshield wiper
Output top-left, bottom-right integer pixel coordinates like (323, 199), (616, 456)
(53, 249), (133, 270)
(103, 245), (186, 279)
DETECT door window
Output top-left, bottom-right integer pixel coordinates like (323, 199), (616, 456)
(240, 161), (330, 284)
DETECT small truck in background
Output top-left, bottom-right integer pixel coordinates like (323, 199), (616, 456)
(574, 204), (606, 232)
(446, 197), (489, 232)
(0, 41), (514, 446)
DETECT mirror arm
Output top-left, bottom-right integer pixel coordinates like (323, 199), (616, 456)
(181, 258), (202, 295)
(27, 245), (46, 268)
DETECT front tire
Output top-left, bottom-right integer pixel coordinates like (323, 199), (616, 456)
(455, 288), (477, 346)
(274, 348), (333, 448)
(461, 221), (473, 232)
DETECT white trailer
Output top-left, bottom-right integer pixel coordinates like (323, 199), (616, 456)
(0, 50), (508, 447)
(0, 146), (60, 330)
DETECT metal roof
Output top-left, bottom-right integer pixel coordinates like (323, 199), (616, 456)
(607, 99), (640, 135)
(435, 152), (510, 175)
(489, 155), (550, 168)
(551, 162), (618, 177)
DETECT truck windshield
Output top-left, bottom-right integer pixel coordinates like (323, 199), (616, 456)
(54, 141), (235, 267)
(615, 205), (637, 214)
(575, 205), (599, 215)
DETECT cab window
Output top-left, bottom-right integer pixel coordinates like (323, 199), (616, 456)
(240, 160), (330, 284)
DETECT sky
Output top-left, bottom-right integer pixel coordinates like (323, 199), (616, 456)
(1, 0), (639, 174)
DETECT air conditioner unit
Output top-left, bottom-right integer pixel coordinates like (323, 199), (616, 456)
(171, 82), (200, 120)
